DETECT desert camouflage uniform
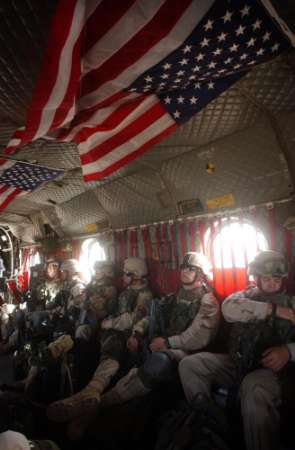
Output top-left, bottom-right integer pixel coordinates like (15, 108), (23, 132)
(179, 286), (295, 450)
(99, 286), (219, 406)
(86, 277), (117, 319)
(47, 283), (152, 422)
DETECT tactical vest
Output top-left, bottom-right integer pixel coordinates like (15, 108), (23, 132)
(229, 288), (295, 378)
(86, 278), (113, 298)
(84, 278), (117, 318)
(151, 286), (207, 338)
(116, 286), (150, 316)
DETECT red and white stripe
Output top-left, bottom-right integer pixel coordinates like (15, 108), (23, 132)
(4, 0), (214, 181)
(0, 186), (22, 212)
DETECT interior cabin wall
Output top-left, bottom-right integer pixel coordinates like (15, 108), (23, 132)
(17, 201), (295, 301)
(110, 201), (295, 300)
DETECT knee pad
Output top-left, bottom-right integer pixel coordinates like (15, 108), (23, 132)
(138, 351), (176, 389)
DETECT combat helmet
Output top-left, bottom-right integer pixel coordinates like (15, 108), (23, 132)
(60, 259), (81, 275)
(248, 250), (288, 278)
(46, 258), (60, 267)
(180, 252), (209, 274)
(123, 257), (147, 278)
(93, 260), (114, 278)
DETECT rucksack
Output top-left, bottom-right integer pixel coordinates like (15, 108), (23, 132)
(154, 400), (230, 450)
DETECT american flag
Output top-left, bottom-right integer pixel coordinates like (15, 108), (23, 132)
(2, 0), (291, 194)
(0, 160), (64, 211)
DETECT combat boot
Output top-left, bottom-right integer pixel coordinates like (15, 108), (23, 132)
(47, 358), (119, 423)
(100, 367), (150, 407)
(66, 369), (151, 441)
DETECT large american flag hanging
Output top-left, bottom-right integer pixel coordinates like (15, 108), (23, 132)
(2, 0), (292, 195)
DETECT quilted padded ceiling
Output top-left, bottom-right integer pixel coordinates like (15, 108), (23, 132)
(0, 1), (294, 241)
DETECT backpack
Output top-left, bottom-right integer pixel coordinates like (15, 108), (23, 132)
(154, 401), (230, 450)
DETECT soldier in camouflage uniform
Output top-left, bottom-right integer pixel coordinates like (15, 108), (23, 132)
(63, 253), (219, 440)
(75, 260), (117, 341)
(0, 260), (62, 353)
(179, 250), (295, 450)
(54, 259), (85, 312)
(96, 252), (219, 408)
(47, 257), (152, 423)
(43, 259), (62, 307)
(15, 260), (83, 392)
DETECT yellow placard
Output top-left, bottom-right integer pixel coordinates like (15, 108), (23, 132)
(206, 193), (235, 209)
(84, 223), (98, 233)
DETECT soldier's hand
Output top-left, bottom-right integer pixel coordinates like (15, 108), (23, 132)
(101, 319), (112, 329)
(275, 306), (295, 323)
(127, 336), (139, 353)
(261, 346), (290, 371)
(149, 337), (167, 352)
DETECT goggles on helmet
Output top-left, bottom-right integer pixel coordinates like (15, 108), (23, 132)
(261, 260), (288, 278)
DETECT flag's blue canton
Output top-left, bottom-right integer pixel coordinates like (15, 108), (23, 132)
(0, 163), (64, 191)
(128, 0), (290, 124)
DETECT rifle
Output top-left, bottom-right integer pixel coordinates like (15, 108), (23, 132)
(141, 295), (175, 358)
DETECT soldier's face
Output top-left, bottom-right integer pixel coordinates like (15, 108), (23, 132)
(181, 267), (199, 286)
(94, 270), (104, 281)
(47, 263), (59, 280)
(260, 276), (282, 293)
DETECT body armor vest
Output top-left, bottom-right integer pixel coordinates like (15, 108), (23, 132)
(116, 286), (150, 316)
(229, 288), (295, 378)
(151, 286), (207, 338)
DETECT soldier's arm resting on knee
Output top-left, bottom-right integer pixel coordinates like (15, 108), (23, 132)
(167, 292), (220, 352)
(222, 291), (295, 324)
(261, 345), (293, 371)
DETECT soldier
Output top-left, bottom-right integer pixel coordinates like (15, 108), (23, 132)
(12, 260), (84, 392)
(43, 259), (62, 307)
(179, 250), (295, 450)
(47, 257), (152, 423)
(48, 259), (85, 314)
(95, 252), (219, 408)
(75, 260), (117, 341)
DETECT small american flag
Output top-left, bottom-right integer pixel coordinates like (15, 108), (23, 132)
(0, 161), (64, 211)
(2, 0), (292, 192)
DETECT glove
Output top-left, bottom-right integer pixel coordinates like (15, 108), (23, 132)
(48, 334), (74, 359)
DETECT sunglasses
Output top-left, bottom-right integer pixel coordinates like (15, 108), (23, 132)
(180, 265), (200, 273)
(124, 272), (134, 277)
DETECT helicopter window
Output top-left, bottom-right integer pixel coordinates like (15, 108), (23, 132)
(29, 251), (41, 267)
(205, 218), (268, 297)
(80, 238), (106, 282)
(209, 218), (268, 269)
